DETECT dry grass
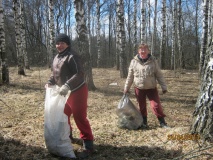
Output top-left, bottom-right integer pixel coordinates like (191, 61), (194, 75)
(0, 67), (212, 160)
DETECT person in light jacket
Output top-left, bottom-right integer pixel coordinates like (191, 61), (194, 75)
(124, 43), (169, 128)
(46, 33), (95, 158)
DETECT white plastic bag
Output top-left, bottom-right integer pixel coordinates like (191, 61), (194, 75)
(116, 94), (143, 130)
(44, 86), (76, 158)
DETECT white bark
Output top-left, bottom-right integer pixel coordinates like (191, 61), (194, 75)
(20, 0), (29, 69)
(133, 0), (137, 55)
(160, 0), (166, 68)
(117, 0), (127, 78)
(48, 0), (55, 67)
(13, 0), (25, 75)
(73, 0), (96, 90)
(199, 0), (209, 77)
(141, 0), (146, 43)
(96, 0), (101, 67)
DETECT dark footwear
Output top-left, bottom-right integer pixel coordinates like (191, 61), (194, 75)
(77, 149), (96, 159)
(141, 116), (149, 129)
(160, 123), (170, 128)
(141, 124), (149, 129)
(77, 140), (95, 158)
(143, 116), (147, 125)
(158, 117), (170, 128)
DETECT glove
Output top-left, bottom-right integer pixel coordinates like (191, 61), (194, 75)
(59, 84), (70, 96)
(162, 90), (167, 94)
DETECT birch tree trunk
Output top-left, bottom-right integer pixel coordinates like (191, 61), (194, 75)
(151, 0), (157, 57)
(117, 0), (127, 78)
(208, 0), (212, 47)
(67, 3), (72, 36)
(191, 20), (213, 142)
(108, 2), (113, 67)
(73, 0), (96, 90)
(171, 0), (176, 70)
(127, 0), (132, 61)
(20, 0), (29, 69)
(148, 0), (151, 44)
(160, 0), (166, 68)
(0, 0), (9, 84)
(96, 0), (102, 67)
(116, 2), (120, 70)
(48, 0), (55, 67)
(199, 0), (209, 77)
(177, 0), (184, 69)
(195, 0), (200, 66)
(62, 2), (69, 33)
(13, 0), (25, 75)
(133, 0), (137, 55)
(141, 0), (146, 43)
(87, 1), (92, 65)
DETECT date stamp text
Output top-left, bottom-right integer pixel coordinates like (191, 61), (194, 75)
(167, 133), (200, 141)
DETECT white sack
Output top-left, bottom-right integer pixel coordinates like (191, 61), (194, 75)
(44, 86), (76, 158)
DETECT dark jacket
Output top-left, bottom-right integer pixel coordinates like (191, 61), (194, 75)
(48, 47), (85, 92)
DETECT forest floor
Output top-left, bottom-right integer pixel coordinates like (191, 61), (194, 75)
(0, 67), (213, 160)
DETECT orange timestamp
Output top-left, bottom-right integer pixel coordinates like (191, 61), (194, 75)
(167, 133), (200, 141)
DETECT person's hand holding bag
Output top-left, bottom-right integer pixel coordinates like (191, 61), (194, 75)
(59, 84), (70, 96)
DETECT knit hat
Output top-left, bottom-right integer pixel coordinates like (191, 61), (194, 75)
(55, 33), (71, 45)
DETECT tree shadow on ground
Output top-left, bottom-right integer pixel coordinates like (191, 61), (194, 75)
(0, 134), (183, 160)
(86, 144), (182, 160)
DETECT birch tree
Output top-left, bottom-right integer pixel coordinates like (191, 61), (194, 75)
(151, 0), (157, 56)
(141, 0), (146, 43)
(195, 0), (200, 65)
(160, 0), (166, 68)
(207, 1), (212, 56)
(116, 1), (120, 70)
(107, 1), (114, 67)
(13, 0), (25, 75)
(48, 0), (55, 67)
(117, 0), (127, 78)
(133, 0), (137, 55)
(148, 0), (151, 44)
(171, 0), (176, 70)
(177, 0), (184, 69)
(87, 0), (92, 65)
(96, 0), (101, 67)
(126, 0), (132, 61)
(191, 16), (213, 142)
(73, 0), (96, 90)
(20, 0), (29, 69)
(0, 0), (9, 84)
(199, 0), (209, 77)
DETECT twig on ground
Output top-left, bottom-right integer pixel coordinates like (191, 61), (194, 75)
(186, 152), (213, 159)
(172, 145), (213, 160)
(0, 98), (11, 108)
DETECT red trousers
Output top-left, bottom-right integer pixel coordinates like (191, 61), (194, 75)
(64, 84), (94, 141)
(134, 87), (166, 118)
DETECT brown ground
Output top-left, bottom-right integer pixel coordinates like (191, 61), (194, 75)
(0, 67), (212, 160)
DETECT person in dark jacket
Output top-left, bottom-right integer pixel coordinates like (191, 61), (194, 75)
(46, 33), (94, 158)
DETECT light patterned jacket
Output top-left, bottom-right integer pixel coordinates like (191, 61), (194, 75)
(124, 55), (167, 92)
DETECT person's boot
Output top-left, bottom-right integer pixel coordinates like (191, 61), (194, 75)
(158, 117), (170, 128)
(77, 140), (95, 159)
(141, 116), (149, 129)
